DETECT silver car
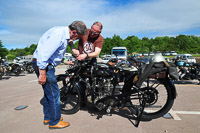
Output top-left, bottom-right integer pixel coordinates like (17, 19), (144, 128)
(163, 51), (170, 56)
(170, 51), (177, 56)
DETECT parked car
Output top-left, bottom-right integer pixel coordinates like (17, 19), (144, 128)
(149, 52), (154, 56)
(138, 52), (142, 56)
(143, 52), (148, 56)
(174, 54), (196, 63)
(163, 51), (170, 56)
(170, 51), (177, 56)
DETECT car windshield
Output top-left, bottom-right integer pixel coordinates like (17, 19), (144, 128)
(187, 56), (194, 59)
(113, 49), (125, 56)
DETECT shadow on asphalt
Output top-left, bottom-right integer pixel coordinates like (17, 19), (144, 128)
(0, 76), (11, 80)
(80, 106), (152, 127)
(39, 97), (152, 127)
(39, 97), (153, 127)
(8, 74), (26, 77)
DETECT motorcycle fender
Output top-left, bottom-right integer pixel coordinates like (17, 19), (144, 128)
(168, 80), (177, 99)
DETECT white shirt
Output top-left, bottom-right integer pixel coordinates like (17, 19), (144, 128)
(33, 26), (70, 69)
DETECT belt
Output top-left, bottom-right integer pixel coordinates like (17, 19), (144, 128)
(33, 58), (37, 61)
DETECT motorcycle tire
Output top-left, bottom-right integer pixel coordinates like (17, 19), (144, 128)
(0, 66), (4, 79)
(0, 72), (3, 79)
(57, 76), (82, 114)
(14, 71), (21, 76)
(27, 65), (34, 73)
(128, 78), (174, 120)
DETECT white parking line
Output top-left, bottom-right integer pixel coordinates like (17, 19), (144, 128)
(169, 109), (182, 120)
(174, 111), (200, 115)
(175, 85), (200, 87)
(168, 109), (200, 120)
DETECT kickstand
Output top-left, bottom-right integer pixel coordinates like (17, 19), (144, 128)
(135, 99), (146, 127)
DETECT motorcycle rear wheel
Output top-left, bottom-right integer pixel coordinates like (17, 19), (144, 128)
(57, 76), (82, 114)
(128, 78), (174, 120)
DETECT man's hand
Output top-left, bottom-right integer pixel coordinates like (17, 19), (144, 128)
(72, 49), (80, 56)
(38, 69), (46, 85)
(76, 54), (87, 61)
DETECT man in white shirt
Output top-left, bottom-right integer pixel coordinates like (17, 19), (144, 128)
(32, 21), (87, 129)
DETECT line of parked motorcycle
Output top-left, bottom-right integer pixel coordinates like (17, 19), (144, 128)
(174, 60), (200, 84)
(0, 60), (34, 80)
(117, 56), (200, 84)
(0, 56), (199, 84)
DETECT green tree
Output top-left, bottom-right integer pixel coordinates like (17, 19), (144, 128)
(141, 37), (150, 53)
(101, 37), (112, 55)
(29, 44), (37, 54)
(175, 35), (190, 53)
(0, 40), (8, 58)
(124, 36), (142, 53)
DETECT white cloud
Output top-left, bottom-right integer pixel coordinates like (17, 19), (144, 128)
(0, 30), (11, 35)
(0, 0), (200, 46)
(102, 0), (200, 35)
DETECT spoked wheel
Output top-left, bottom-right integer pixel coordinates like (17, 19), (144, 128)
(27, 65), (34, 73)
(57, 76), (81, 114)
(128, 78), (174, 120)
(15, 71), (21, 76)
(0, 66), (4, 79)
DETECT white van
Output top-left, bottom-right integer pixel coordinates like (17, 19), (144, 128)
(111, 47), (127, 60)
(175, 54), (196, 63)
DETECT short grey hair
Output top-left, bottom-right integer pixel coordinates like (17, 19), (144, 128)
(69, 21), (87, 35)
(92, 21), (103, 31)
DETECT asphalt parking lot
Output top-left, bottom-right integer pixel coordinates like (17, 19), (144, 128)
(0, 66), (200, 133)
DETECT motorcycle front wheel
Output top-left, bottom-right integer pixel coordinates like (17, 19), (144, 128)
(0, 66), (4, 79)
(27, 65), (34, 73)
(128, 78), (174, 120)
(57, 76), (82, 114)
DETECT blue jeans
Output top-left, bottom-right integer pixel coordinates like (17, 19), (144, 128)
(32, 60), (61, 126)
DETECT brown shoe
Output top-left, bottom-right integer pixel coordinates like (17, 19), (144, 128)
(43, 117), (63, 125)
(49, 121), (70, 129)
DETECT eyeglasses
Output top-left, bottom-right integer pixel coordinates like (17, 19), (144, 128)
(72, 31), (77, 35)
(90, 29), (100, 35)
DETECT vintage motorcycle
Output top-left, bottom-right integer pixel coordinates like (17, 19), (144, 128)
(3, 62), (24, 76)
(56, 54), (179, 127)
(178, 62), (200, 84)
(21, 61), (34, 74)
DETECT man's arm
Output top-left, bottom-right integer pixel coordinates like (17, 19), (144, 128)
(76, 47), (101, 61)
(36, 27), (63, 84)
(88, 47), (101, 58)
(38, 69), (46, 85)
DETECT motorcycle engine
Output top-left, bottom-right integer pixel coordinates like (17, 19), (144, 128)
(87, 77), (118, 110)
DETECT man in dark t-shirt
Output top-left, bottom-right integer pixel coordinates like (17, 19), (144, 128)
(70, 22), (104, 61)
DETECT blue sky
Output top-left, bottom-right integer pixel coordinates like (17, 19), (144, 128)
(0, 0), (200, 50)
